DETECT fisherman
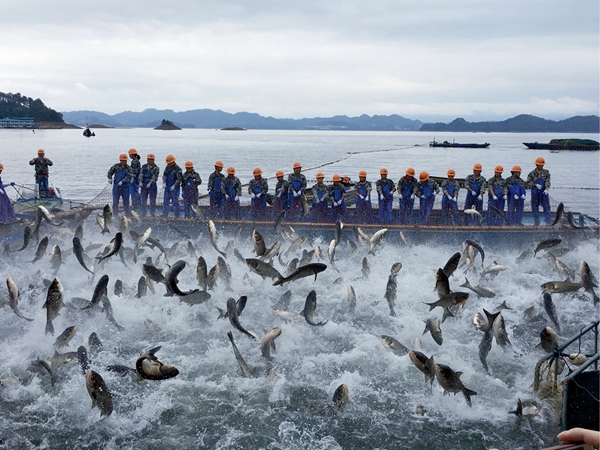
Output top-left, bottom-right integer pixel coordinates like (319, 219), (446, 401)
(464, 163), (486, 225)
(416, 171), (439, 225)
(354, 170), (373, 224)
(310, 172), (329, 222)
(0, 163), (16, 223)
(162, 154), (183, 218)
(329, 174), (348, 223)
(107, 154), (131, 216)
(287, 162), (307, 221)
(273, 170), (289, 216)
(207, 161), (225, 218)
(486, 165), (506, 225)
(397, 167), (418, 224)
(504, 165), (526, 226)
(221, 166), (241, 220)
(128, 148), (141, 210)
(441, 169), (460, 225)
(526, 156), (551, 225)
(182, 161), (202, 218)
(376, 168), (395, 224)
(248, 167), (268, 221)
(139, 153), (160, 216)
(29, 149), (53, 198)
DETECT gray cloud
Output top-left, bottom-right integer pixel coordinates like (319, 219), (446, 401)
(1, 0), (598, 121)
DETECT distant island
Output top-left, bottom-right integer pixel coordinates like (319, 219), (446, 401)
(0, 91), (78, 128)
(154, 119), (181, 130)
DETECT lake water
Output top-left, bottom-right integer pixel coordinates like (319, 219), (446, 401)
(0, 128), (598, 449)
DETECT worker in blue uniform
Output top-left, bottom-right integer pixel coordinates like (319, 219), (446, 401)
(248, 168), (268, 221)
(416, 171), (439, 225)
(505, 165), (526, 226)
(397, 167), (418, 224)
(0, 163), (17, 223)
(139, 154), (160, 216)
(464, 163), (486, 225)
(221, 166), (241, 220)
(441, 169), (460, 225)
(207, 161), (225, 219)
(107, 154), (131, 216)
(287, 162), (307, 221)
(354, 170), (372, 224)
(329, 174), (348, 223)
(310, 172), (329, 222)
(487, 165), (506, 225)
(526, 156), (552, 226)
(376, 168), (395, 224)
(162, 154), (183, 218)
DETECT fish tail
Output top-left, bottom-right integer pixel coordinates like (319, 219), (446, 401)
(45, 320), (55, 336)
(272, 277), (285, 286)
(463, 388), (477, 407)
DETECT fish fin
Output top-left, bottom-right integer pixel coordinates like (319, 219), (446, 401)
(45, 321), (55, 336)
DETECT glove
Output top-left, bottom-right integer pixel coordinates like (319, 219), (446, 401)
(9, 182), (14, 186)
(225, 195), (230, 200)
(170, 186), (175, 192)
(257, 192), (262, 198)
(118, 181), (123, 187)
(147, 182), (152, 188)
(543, 190), (549, 196)
(295, 191), (301, 198)
(108, 178), (113, 185)
(514, 194), (519, 200)
(277, 192), (281, 198)
(446, 194), (452, 201)
(234, 196), (239, 201)
(535, 183), (542, 190)
(471, 190), (477, 196)
(358, 194), (364, 200)
(521, 194), (526, 200)
(410, 194), (415, 200)
(492, 195), (498, 201)
(250, 193), (256, 199)
(365, 196), (370, 201)
(452, 197), (457, 202)
(315, 198), (320, 204)
(0, 190), (4, 196)
(378, 195), (383, 201)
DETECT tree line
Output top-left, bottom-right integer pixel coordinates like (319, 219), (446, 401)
(0, 92), (64, 122)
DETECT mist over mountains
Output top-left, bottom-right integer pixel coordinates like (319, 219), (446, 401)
(61, 108), (599, 133)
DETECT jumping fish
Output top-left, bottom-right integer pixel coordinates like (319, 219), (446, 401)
(273, 263), (327, 286)
(434, 363), (477, 407)
(226, 297), (258, 340)
(332, 384), (349, 412)
(379, 335), (410, 356)
(43, 278), (65, 334)
(30, 236), (49, 263)
(409, 351), (435, 385)
(135, 346), (179, 380)
(423, 318), (443, 346)
(73, 237), (94, 274)
(227, 331), (256, 378)
(85, 370), (113, 417)
(7, 276), (34, 322)
(300, 290), (328, 326)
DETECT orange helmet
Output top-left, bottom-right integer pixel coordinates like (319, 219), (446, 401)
(128, 148), (137, 156)
(185, 161), (193, 168)
(166, 154), (176, 164)
(447, 169), (456, 176)
(405, 167), (415, 177)
(332, 174), (341, 182)
(293, 162), (302, 169)
(511, 165), (522, 172)
(473, 163), (482, 171)
(227, 166), (235, 175)
(380, 168), (388, 175)
(358, 170), (367, 177)
(119, 154), (128, 161)
(535, 156), (545, 165)
(0, 163), (4, 170)
(494, 165), (503, 173)
(147, 154), (155, 160)
(214, 160), (224, 168)
(419, 171), (429, 182)
(253, 168), (262, 176)
(276, 170), (284, 177)
(37, 149), (45, 156)
(315, 172), (324, 179)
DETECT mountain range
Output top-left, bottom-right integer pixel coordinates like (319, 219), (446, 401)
(61, 108), (599, 133)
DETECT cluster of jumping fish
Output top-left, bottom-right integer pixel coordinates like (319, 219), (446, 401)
(1, 203), (598, 420)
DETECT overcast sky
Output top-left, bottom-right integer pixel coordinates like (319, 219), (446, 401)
(2, 0), (598, 122)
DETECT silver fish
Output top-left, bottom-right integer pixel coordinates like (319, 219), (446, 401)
(347, 285), (356, 312)
(164, 260), (194, 296)
(434, 363), (477, 407)
(334, 220), (344, 245)
(133, 227), (151, 264)
(434, 268), (451, 299)
(540, 279), (582, 294)
(30, 236), (49, 263)
(7, 276), (34, 322)
(273, 263), (327, 286)
(460, 277), (496, 298)
(284, 235), (308, 256)
(424, 292), (470, 323)
(492, 313), (511, 348)
(196, 256), (208, 291)
(227, 331), (256, 378)
(536, 326), (559, 353)
(332, 384), (349, 412)
(300, 290), (328, 326)
(227, 297), (258, 339)
(551, 203), (564, 226)
(464, 239), (485, 267)
(579, 260), (599, 304)
(252, 229), (266, 256)
(101, 296), (124, 331)
(274, 210), (286, 231)
(384, 274), (397, 317)
(423, 318), (443, 346)
(135, 276), (148, 298)
(14, 226), (31, 252)
(328, 239), (339, 273)
(542, 292), (560, 332)
(361, 256), (370, 279)
(208, 220), (227, 258)
(442, 252), (461, 278)
(80, 275), (109, 310)
(86, 370), (113, 416)
(54, 325), (77, 348)
(546, 252), (575, 280)
(114, 279), (124, 296)
(261, 241), (282, 262)
(463, 207), (484, 224)
(43, 278), (65, 334)
(73, 237), (94, 274)
(246, 258), (283, 280)
(88, 332), (103, 356)
(260, 327), (282, 361)
(379, 335), (410, 356)
(96, 232), (123, 264)
(480, 261), (507, 279)
(408, 351), (435, 385)
(136, 346), (179, 380)
(49, 244), (62, 273)
(78, 345), (90, 375)
(533, 238), (562, 257)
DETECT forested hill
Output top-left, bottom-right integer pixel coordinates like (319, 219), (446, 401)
(0, 92), (64, 122)
(419, 114), (599, 133)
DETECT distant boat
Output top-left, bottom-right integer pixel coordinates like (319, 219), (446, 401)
(523, 139), (599, 151)
(220, 127), (247, 131)
(429, 139), (490, 148)
(83, 127), (95, 137)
